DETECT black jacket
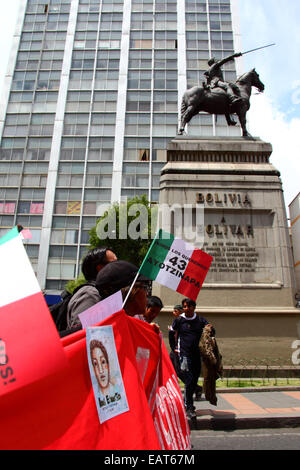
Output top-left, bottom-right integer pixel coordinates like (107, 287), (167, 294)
(169, 314), (208, 357)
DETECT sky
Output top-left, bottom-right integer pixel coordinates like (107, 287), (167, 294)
(0, 0), (299, 216)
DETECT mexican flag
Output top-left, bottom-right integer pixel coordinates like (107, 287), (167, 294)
(0, 227), (66, 398)
(139, 229), (213, 301)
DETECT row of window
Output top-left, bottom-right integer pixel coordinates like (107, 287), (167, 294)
(0, 158), (163, 173)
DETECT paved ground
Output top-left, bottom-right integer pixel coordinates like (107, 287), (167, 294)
(188, 388), (300, 430)
(190, 428), (300, 450)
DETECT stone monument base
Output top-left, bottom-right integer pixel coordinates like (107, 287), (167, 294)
(155, 136), (299, 360)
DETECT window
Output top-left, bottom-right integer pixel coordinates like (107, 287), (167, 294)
(58, 162), (85, 175)
(29, 113), (55, 136)
(61, 137), (87, 160)
(131, 12), (153, 30)
(68, 70), (93, 90)
(152, 113), (177, 137)
(154, 30), (177, 49)
(90, 113), (116, 136)
(88, 137), (114, 161)
(50, 229), (78, 244)
(126, 91), (151, 112)
(12, 71), (37, 91)
(33, 91), (58, 112)
(153, 91), (177, 112)
(71, 50), (95, 69)
(96, 50), (120, 70)
(154, 70), (177, 89)
(84, 189), (111, 201)
(66, 90), (91, 112)
(128, 70), (151, 89)
(92, 91), (117, 112)
(46, 262), (76, 280)
(44, 31), (67, 50)
(63, 114), (89, 136)
(54, 189), (83, 202)
(125, 113), (150, 136)
(94, 70), (118, 90)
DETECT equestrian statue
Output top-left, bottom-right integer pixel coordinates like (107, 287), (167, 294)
(178, 44), (274, 137)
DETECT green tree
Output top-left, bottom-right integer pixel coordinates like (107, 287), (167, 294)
(65, 195), (157, 293)
(89, 194), (156, 266)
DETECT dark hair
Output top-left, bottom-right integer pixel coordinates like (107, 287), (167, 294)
(173, 304), (183, 311)
(182, 298), (196, 308)
(89, 339), (109, 365)
(81, 247), (111, 281)
(147, 295), (163, 310)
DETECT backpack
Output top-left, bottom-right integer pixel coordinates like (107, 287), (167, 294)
(49, 281), (96, 332)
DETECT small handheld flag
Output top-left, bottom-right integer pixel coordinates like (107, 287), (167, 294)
(139, 229), (213, 301)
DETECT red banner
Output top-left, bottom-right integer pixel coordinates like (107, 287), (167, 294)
(0, 310), (190, 450)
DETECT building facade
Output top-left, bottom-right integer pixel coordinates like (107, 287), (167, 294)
(289, 193), (300, 298)
(0, 0), (242, 292)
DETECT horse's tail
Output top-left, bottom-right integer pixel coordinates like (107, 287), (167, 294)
(180, 95), (187, 117)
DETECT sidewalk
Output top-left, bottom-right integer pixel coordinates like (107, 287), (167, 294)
(188, 387), (300, 431)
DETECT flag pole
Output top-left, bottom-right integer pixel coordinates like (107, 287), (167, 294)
(122, 270), (140, 309)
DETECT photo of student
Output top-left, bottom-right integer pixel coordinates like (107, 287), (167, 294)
(87, 326), (129, 423)
(90, 339), (121, 407)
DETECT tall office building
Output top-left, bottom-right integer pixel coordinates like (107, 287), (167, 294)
(0, 0), (242, 292)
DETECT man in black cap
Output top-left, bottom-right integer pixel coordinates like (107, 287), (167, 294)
(96, 260), (150, 317)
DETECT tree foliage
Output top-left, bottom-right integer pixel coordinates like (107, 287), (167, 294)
(89, 195), (156, 266)
(65, 195), (156, 293)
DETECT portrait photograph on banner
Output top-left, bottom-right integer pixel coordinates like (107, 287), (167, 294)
(86, 325), (129, 424)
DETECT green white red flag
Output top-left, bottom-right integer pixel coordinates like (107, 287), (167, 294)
(139, 229), (213, 301)
(0, 227), (66, 398)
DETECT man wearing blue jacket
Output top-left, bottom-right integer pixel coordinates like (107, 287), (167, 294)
(169, 298), (209, 419)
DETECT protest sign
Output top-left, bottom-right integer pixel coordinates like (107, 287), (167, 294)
(79, 290), (122, 328)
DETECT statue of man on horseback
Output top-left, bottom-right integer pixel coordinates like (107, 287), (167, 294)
(203, 52), (243, 108)
(178, 44), (274, 137)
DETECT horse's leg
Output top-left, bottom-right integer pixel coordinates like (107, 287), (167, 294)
(237, 107), (249, 137)
(179, 105), (197, 134)
(225, 113), (237, 126)
(178, 100), (187, 134)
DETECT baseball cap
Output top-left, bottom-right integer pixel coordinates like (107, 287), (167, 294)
(95, 260), (150, 298)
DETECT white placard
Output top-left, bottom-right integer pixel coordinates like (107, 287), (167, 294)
(79, 290), (123, 328)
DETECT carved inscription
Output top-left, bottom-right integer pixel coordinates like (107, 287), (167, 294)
(203, 241), (259, 274)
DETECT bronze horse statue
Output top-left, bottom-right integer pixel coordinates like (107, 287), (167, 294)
(178, 69), (265, 137)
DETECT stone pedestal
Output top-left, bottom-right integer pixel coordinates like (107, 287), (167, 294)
(154, 137), (299, 351)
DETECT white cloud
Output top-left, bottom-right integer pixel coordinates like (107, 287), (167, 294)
(247, 94), (300, 214)
(239, 0), (300, 107)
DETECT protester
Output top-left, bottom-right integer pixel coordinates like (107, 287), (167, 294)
(144, 296), (163, 323)
(199, 323), (223, 406)
(96, 260), (150, 317)
(169, 298), (209, 418)
(67, 247), (117, 329)
(169, 303), (202, 400)
(172, 304), (183, 318)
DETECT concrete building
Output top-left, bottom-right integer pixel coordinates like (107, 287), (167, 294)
(289, 192), (300, 299)
(0, 0), (242, 293)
